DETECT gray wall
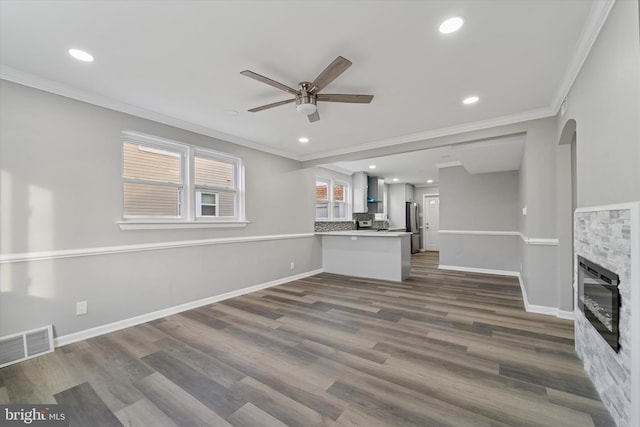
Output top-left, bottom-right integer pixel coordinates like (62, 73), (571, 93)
(440, 166), (519, 231)
(555, 3), (640, 424)
(557, 0), (640, 208)
(518, 118), (561, 309)
(0, 80), (322, 338)
(439, 166), (520, 271)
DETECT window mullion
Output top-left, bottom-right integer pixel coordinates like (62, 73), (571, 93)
(185, 148), (193, 221)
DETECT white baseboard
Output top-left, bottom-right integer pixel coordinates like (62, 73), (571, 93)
(525, 304), (575, 320)
(54, 268), (323, 347)
(438, 265), (574, 321)
(438, 264), (520, 277)
(517, 273), (575, 320)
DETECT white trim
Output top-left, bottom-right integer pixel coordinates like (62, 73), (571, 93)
(0, 68), (299, 161)
(53, 269), (323, 348)
(517, 273), (574, 319)
(300, 107), (554, 161)
(438, 267), (575, 320)
(516, 273), (530, 308)
(556, 310), (576, 320)
(525, 304), (576, 320)
(550, 0), (615, 114)
(438, 264), (519, 277)
(436, 161), (463, 169)
(519, 233), (559, 246)
(439, 230), (520, 237)
(117, 220), (250, 230)
(0, 233), (315, 264)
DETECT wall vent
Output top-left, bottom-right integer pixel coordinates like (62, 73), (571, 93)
(0, 325), (54, 368)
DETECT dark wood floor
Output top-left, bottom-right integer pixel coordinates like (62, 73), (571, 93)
(1, 252), (615, 426)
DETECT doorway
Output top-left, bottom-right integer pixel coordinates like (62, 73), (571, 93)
(423, 194), (440, 251)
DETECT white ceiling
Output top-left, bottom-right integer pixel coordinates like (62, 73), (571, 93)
(0, 1), (609, 180)
(328, 134), (525, 186)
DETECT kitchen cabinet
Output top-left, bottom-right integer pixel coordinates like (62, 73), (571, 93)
(352, 171), (368, 213)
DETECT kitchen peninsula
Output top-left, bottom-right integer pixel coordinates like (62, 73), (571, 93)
(316, 230), (412, 282)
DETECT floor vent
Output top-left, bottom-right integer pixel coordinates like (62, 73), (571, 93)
(0, 325), (54, 368)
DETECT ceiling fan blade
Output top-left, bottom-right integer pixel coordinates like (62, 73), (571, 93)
(307, 111), (320, 123)
(240, 70), (299, 95)
(317, 94), (374, 103)
(248, 98), (295, 112)
(309, 56), (352, 93)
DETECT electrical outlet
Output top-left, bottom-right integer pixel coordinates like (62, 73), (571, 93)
(290, 262), (295, 270)
(76, 300), (87, 316)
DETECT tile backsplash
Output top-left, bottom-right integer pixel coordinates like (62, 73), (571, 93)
(315, 212), (392, 232)
(314, 221), (355, 232)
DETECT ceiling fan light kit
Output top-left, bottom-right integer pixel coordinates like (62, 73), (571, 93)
(241, 56), (373, 123)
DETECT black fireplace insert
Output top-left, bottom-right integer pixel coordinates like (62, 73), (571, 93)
(577, 255), (621, 352)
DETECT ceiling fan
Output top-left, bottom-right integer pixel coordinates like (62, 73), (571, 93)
(241, 56), (373, 123)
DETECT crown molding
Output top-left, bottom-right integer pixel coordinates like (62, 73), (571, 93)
(299, 106), (554, 162)
(317, 164), (355, 175)
(436, 161), (463, 169)
(2, 0), (614, 165)
(550, 0), (616, 114)
(0, 66), (300, 161)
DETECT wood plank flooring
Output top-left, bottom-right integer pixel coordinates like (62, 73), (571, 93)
(0, 252), (615, 426)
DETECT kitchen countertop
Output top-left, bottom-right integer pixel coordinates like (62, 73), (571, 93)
(315, 230), (411, 237)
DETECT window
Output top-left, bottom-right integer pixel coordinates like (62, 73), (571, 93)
(315, 179), (330, 220)
(194, 153), (237, 218)
(315, 177), (349, 221)
(121, 131), (245, 228)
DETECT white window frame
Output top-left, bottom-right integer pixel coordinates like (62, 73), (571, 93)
(332, 179), (349, 220)
(195, 191), (218, 217)
(315, 178), (331, 221)
(119, 130), (247, 230)
(315, 176), (351, 221)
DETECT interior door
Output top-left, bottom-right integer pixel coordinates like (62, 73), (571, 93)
(423, 195), (440, 251)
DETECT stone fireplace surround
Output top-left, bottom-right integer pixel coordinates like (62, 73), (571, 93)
(574, 203), (639, 427)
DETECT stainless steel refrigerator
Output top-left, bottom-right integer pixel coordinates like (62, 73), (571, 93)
(406, 202), (421, 253)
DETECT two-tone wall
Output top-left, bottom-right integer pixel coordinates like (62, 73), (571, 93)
(438, 166), (520, 273)
(0, 80), (322, 344)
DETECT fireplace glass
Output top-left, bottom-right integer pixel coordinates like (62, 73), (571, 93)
(577, 255), (620, 352)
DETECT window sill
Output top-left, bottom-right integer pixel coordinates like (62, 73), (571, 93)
(117, 220), (251, 230)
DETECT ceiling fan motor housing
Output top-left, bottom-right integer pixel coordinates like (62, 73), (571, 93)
(296, 83), (317, 114)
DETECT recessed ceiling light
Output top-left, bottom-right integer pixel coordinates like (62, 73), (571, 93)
(439, 17), (464, 34)
(463, 96), (479, 105)
(68, 48), (94, 62)
(392, 178), (399, 182)
(369, 165), (376, 169)
(298, 137), (309, 143)
(427, 179), (434, 183)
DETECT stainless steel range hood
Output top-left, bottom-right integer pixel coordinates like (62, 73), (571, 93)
(367, 176), (384, 213)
